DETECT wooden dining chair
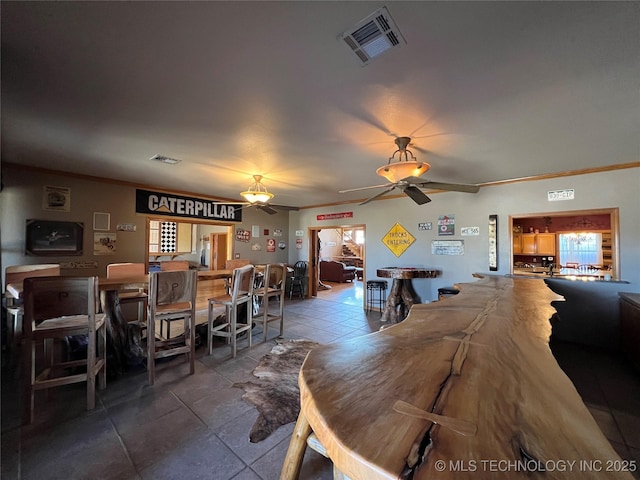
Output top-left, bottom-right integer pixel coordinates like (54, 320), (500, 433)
(146, 269), (197, 385)
(160, 260), (190, 271)
(106, 263), (148, 324)
(254, 263), (286, 342)
(289, 261), (308, 299)
(207, 264), (255, 358)
(4, 264), (61, 373)
(22, 276), (106, 424)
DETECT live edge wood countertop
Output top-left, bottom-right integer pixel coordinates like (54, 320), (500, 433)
(282, 275), (633, 479)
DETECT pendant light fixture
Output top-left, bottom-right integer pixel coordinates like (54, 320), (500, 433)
(376, 137), (430, 183)
(240, 175), (274, 204)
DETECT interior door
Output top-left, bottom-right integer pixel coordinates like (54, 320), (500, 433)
(209, 233), (228, 270)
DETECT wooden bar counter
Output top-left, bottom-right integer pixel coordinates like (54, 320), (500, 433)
(281, 275), (633, 479)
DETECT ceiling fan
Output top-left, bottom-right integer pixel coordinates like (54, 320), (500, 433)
(339, 137), (479, 205)
(225, 175), (299, 215)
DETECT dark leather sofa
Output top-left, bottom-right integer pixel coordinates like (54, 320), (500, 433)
(319, 260), (357, 283)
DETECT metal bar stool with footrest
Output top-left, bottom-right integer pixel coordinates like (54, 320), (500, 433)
(366, 280), (387, 314)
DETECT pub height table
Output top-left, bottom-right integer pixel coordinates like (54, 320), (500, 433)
(376, 267), (441, 324)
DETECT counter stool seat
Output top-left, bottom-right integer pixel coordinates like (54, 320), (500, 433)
(366, 280), (387, 314)
(437, 286), (460, 300)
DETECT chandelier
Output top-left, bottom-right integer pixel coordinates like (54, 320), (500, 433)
(376, 137), (430, 183)
(240, 175), (274, 204)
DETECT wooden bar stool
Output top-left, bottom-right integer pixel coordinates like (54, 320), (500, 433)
(254, 263), (286, 342)
(106, 263), (148, 324)
(4, 264), (61, 374)
(207, 264), (255, 358)
(22, 276), (106, 424)
(146, 270), (197, 385)
(158, 260), (189, 338)
(366, 280), (387, 314)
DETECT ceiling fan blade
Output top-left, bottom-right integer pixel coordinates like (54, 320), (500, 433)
(339, 183), (394, 194)
(360, 185), (396, 206)
(402, 186), (432, 205)
(417, 181), (480, 193)
(269, 204), (300, 211)
(257, 204), (278, 215)
(402, 176), (430, 184)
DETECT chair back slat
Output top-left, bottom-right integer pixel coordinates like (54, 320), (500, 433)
(160, 260), (190, 271)
(293, 261), (308, 278)
(150, 270), (197, 306)
(230, 264), (255, 301)
(225, 259), (250, 270)
(107, 262), (146, 278)
(267, 264), (285, 288)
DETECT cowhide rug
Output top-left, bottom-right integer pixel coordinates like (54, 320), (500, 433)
(233, 338), (321, 442)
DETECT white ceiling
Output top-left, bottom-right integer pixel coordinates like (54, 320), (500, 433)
(2, 1), (639, 208)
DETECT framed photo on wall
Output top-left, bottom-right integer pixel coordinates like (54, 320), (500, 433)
(25, 219), (84, 256)
(42, 185), (71, 212)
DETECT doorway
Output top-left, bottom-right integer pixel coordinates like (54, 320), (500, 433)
(307, 224), (366, 304)
(209, 233), (228, 270)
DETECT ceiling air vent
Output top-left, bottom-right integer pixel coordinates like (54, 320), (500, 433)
(339, 6), (406, 66)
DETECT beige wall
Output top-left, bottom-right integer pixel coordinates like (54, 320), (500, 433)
(0, 164), (290, 284)
(289, 167), (640, 301)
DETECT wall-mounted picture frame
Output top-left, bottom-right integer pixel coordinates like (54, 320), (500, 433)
(93, 212), (111, 231)
(25, 219), (84, 256)
(42, 185), (71, 212)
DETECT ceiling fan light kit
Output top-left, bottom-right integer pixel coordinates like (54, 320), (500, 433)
(376, 161), (430, 183)
(376, 136), (430, 182)
(339, 136), (480, 205)
(240, 175), (275, 204)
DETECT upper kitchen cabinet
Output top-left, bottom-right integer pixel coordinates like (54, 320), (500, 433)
(536, 233), (556, 255)
(513, 233), (555, 255)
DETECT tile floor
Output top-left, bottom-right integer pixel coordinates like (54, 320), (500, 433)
(2, 281), (639, 479)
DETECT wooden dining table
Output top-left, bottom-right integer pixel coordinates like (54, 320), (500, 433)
(5, 274), (149, 375)
(9, 268), (241, 375)
(102, 269), (238, 374)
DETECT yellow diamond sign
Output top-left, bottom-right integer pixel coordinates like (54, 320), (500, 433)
(382, 223), (415, 257)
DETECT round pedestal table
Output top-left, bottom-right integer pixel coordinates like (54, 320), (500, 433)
(376, 267), (441, 323)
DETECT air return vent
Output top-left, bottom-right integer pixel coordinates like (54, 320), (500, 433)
(339, 6), (406, 66)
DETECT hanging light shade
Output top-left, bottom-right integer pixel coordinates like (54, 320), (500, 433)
(240, 175), (274, 204)
(376, 136), (430, 183)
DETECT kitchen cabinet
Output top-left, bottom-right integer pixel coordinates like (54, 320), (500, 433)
(536, 233), (556, 255)
(513, 233), (555, 256)
(513, 234), (523, 254)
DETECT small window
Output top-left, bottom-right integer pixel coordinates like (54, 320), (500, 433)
(558, 232), (602, 267)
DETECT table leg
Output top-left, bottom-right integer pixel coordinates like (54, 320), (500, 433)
(100, 290), (145, 375)
(399, 279), (419, 315)
(280, 410), (313, 480)
(381, 279), (422, 324)
(381, 279), (402, 324)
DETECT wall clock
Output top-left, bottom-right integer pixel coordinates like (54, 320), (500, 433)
(489, 214), (498, 271)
